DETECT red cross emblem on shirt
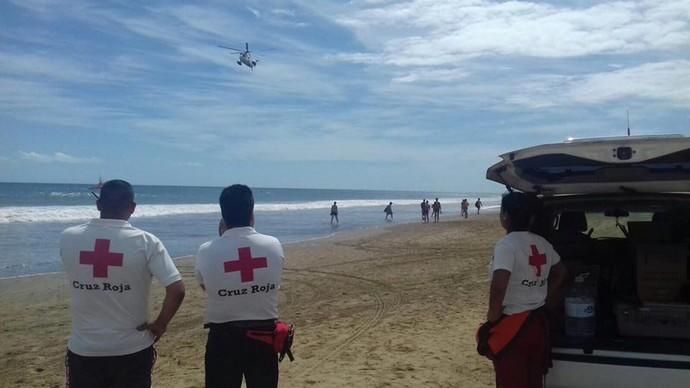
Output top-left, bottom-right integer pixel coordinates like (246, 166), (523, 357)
(529, 245), (547, 277)
(224, 247), (268, 283)
(79, 239), (124, 278)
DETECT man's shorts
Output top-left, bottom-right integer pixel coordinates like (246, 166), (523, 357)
(66, 346), (156, 388)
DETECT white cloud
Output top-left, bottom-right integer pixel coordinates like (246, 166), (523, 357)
(0, 52), (133, 84)
(326, 52), (381, 64)
(333, 0), (690, 66)
(267, 8), (309, 27)
(165, 5), (250, 41)
(305, 0), (690, 112)
(272, 9), (296, 17)
(570, 60), (690, 105)
(505, 60), (690, 108)
(0, 78), (129, 127)
(9, 0), (63, 15)
(246, 6), (261, 18)
(392, 68), (470, 83)
(19, 151), (101, 164)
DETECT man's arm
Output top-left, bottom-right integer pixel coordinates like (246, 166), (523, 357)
(546, 261), (568, 310)
(487, 269), (510, 323)
(139, 280), (185, 342)
(197, 270), (206, 291)
(195, 250), (206, 292)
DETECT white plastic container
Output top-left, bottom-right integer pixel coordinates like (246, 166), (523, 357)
(565, 274), (596, 338)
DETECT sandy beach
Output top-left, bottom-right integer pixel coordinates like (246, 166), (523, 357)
(0, 214), (502, 388)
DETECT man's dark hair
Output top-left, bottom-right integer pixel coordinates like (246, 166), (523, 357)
(501, 192), (539, 231)
(98, 180), (135, 214)
(220, 184), (254, 227)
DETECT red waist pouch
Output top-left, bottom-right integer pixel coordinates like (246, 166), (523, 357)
(246, 321), (295, 362)
(476, 311), (530, 360)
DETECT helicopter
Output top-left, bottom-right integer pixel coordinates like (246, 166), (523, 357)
(218, 42), (258, 70)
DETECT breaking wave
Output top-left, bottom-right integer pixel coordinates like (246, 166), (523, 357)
(49, 191), (89, 198)
(0, 197), (498, 224)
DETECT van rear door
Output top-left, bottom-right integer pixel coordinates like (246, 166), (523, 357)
(486, 135), (690, 195)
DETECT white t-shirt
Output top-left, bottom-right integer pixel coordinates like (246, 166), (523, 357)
(490, 231), (561, 315)
(60, 219), (182, 357)
(195, 226), (284, 323)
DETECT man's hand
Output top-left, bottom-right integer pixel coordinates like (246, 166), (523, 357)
(137, 321), (167, 342)
(139, 280), (185, 343)
(137, 322), (168, 343)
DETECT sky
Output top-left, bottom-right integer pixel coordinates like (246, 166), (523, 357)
(1, 0), (689, 192)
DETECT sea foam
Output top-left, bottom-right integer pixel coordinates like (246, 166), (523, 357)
(0, 197), (490, 224)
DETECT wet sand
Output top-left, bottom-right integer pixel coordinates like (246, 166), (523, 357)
(0, 214), (501, 387)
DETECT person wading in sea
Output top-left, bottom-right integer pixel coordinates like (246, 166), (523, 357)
(384, 202), (394, 221)
(330, 201), (339, 225)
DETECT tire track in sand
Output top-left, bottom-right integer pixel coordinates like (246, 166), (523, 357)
(284, 268), (402, 377)
(280, 272), (324, 308)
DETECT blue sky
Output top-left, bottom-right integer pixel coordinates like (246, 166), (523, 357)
(1, 0), (689, 192)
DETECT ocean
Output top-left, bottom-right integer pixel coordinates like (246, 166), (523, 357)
(0, 182), (501, 278)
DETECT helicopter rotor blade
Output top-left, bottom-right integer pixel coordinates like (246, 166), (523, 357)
(218, 45), (242, 51)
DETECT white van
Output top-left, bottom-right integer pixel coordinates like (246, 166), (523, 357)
(486, 135), (690, 388)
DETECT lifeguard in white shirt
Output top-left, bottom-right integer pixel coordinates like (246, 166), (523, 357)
(481, 192), (567, 388)
(60, 179), (185, 388)
(195, 184), (285, 388)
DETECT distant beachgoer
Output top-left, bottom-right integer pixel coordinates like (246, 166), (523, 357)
(384, 202), (393, 221)
(60, 179), (186, 388)
(475, 198), (483, 215)
(461, 199), (469, 219)
(432, 198), (441, 223)
(421, 199), (427, 223)
(330, 201), (339, 225)
(425, 200), (431, 223)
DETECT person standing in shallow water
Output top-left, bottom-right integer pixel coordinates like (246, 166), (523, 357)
(384, 202), (393, 221)
(461, 199), (469, 219)
(475, 198), (483, 215)
(432, 198), (441, 223)
(60, 179), (186, 388)
(330, 201), (339, 225)
(479, 192), (567, 388)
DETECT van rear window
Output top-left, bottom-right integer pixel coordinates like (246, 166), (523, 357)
(585, 212), (653, 239)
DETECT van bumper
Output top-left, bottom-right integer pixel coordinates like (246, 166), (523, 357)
(546, 348), (690, 388)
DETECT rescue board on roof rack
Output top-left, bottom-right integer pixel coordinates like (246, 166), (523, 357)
(486, 135), (690, 195)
